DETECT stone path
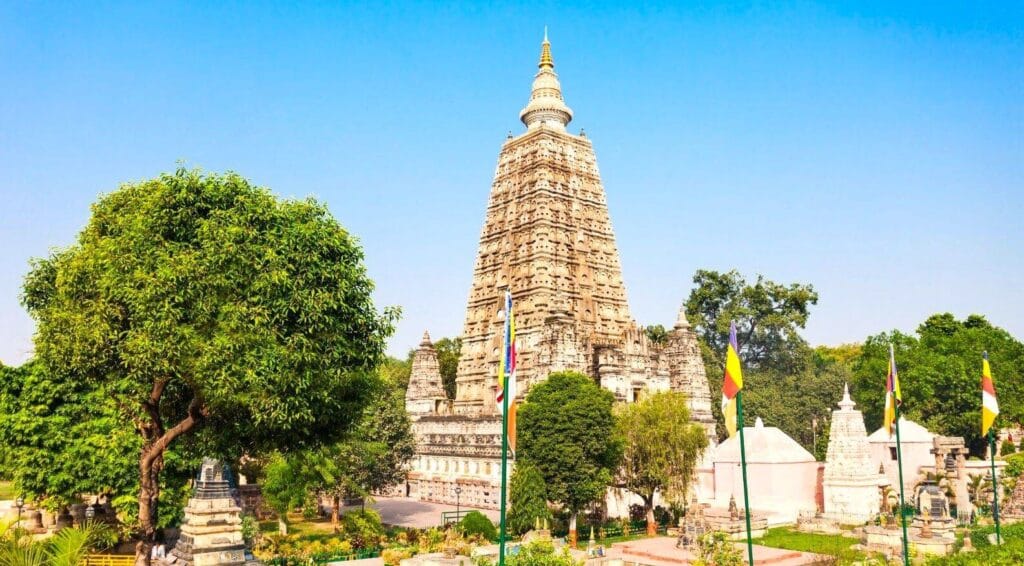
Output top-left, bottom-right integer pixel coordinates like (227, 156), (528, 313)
(342, 496), (499, 529)
(610, 536), (828, 566)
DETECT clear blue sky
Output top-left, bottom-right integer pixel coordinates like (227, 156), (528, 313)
(1, 2), (1021, 365)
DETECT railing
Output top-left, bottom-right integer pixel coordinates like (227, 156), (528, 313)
(441, 510), (472, 525)
(81, 555), (135, 566)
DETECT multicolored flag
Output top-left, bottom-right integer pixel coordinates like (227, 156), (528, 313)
(982, 352), (999, 436)
(496, 290), (519, 450)
(884, 344), (903, 436)
(722, 322), (744, 437)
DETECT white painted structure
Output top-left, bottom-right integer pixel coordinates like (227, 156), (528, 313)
(868, 417), (935, 491)
(713, 417), (818, 525)
(823, 385), (883, 523)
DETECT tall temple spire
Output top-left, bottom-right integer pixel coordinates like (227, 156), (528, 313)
(520, 30), (573, 129)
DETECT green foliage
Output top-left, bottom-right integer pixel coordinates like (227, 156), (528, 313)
(379, 357), (413, 391)
(692, 532), (743, 566)
(16, 168), (397, 543)
(1004, 453), (1024, 478)
(685, 269), (819, 372)
(753, 527), (869, 563)
(0, 521), (113, 566)
(339, 509), (385, 549)
(0, 361), (195, 527)
(924, 539), (1024, 566)
(1001, 440), (1017, 456)
(616, 391), (707, 528)
(507, 461), (552, 536)
(457, 511), (497, 541)
(644, 325), (669, 346)
(433, 337), (462, 400)
(850, 314), (1024, 455)
(517, 371), (622, 523)
(476, 540), (581, 566)
(968, 520), (1024, 549)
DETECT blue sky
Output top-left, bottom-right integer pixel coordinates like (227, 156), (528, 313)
(1, 2), (1021, 365)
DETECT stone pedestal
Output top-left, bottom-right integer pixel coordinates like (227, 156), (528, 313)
(164, 459), (259, 566)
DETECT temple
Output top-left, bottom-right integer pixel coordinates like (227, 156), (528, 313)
(404, 33), (715, 510)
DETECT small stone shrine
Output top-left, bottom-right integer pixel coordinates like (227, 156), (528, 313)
(823, 384), (882, 524)
(164, 459), (258, 566)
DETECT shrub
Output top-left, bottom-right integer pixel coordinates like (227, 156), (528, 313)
(1001, 440), (1017, 456)
(1004, 453), (1024, 478)
(341, 509), (385, 549)
(458, 511), (498, 541)
(382, 548), (413, 565)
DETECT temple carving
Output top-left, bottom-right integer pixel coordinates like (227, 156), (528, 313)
(405, 33), (715, 510)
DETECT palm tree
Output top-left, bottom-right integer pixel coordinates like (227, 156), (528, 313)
(0, 520), (109, 566)
(967, 474), (991, 508)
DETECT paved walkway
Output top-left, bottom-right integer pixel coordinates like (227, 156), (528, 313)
(342, 496), (499, 529)
(611, 536), (827, 566)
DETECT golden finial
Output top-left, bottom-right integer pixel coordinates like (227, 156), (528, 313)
(539, 28), (553, 69)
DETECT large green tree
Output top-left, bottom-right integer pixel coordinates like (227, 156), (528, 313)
(616, 391), (708, 534)
(851, 314), (1024, 456)
(517, 371), (621, 546)
(20, 169), (396, 563)
(685, 269), (818, 373)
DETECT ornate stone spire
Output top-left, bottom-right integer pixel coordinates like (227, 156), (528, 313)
(520, 30), (573, 129)
(674, 303), (691, 330)
(405, 330), (447, 417)
(838, 382), (856, 411)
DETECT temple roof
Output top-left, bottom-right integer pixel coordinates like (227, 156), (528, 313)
(715, 417), (816, 464)
(867, 417), (935, 443)
(519, 30), (573, 129)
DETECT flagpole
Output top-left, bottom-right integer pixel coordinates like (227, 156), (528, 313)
(498, 388), (510, 566)
(736, 390), (755, 566)
(893, 403), (910, 566)
(989, 428), (1001, 545)
(497, 296), (512, 566)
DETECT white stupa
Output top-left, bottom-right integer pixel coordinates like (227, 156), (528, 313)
(823, 384), (883, 523)
(713, 417), (818, 524)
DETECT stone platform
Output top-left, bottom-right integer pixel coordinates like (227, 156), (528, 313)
(608, 536), (828, 566)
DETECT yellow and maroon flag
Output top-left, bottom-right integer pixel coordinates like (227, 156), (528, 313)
(982, 352), (999, 436)
(884, 344), (903, 437)
(495, 290), (518, 450)
(722, 322), (744, 437)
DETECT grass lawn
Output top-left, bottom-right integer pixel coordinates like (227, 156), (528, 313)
(258, 514), (340, 538)
(0, 481), (16, 500)
(753, 527), (878, 565)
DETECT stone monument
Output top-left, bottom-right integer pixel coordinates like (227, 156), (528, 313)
(404, 32), (716, 509)
(823, 384), (882, 524)
(164, 459), (258, 566)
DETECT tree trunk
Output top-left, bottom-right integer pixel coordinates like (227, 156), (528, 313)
(278, 515), (288, 536)
(332, 494), (341, 532)
(568, 512), (578, 548)
(645, 496), (657, 536)
(135, 452), (158, 565)
(134, 395), (205, 565)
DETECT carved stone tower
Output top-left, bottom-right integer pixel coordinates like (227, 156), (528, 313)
(455, 32), (645, 414)
(404, 33), (716, 510)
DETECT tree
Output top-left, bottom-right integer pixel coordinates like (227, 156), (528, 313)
(507, 461), (552, 536)
(644, 325), (669, 346)
(379, 356), (412, 391)
(517, 371), (621, 547)
(433, 337), (462, 399)
(850, 314), (1024, 456)
(616, 391), (708, 535)
(685, 269), (818, 373)
(458, 511), (498, 541)
(258, 453), (312, 535)
(20, 168), (396, 563)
